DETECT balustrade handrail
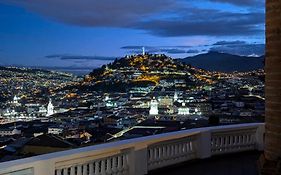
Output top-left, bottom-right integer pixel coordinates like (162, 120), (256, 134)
(0, 123), (265, 175)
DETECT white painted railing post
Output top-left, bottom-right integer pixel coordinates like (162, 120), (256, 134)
(33, 159), (55, 175)
(129, 146), (148, 175)
(197, 130), (211, 159)
(255, 124), (265, 151)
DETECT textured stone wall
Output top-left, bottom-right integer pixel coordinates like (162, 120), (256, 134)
(265, 0), (281, 161)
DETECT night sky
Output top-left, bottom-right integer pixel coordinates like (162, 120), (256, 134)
(0, 0), (265, 68)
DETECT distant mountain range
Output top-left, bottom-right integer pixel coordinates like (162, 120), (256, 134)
(179, 51), (264, 72)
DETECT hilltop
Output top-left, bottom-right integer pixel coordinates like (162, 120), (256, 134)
(77, 54), (208, 92)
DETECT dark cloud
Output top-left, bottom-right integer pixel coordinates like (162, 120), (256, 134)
(186, 49), (200, 54)
(137, 11), (265, 37)
(121, 46), (199, 55)
(160, 49), (187, 54)
(3, 0), (175, 27)
(210, 43), (265, 56)
(208, 0), (264, 7)
(46, 54), (116, 61)
(121, 42), (264, 56)
(2, 0), (265, 37)
(213, 40), (247, 45)
(121, 46), (154, 50)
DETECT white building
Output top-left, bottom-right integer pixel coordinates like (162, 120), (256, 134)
(38, 106), (47, 114)
(0, 128), (21, 137)
(178, 103), (190, 115)
(3, 109), (18, 117)
(47, 99), (54, 116)
(149, 97), (159, 115)
(48, 126), (63, 135)
(13, 95), (20, 105)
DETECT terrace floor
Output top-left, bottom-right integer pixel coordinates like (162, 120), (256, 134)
(149, 151), (262, 175)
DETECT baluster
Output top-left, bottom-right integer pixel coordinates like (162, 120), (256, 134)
(117, 155), (123, 172)
(148, 148), (153, 162)
(178, 143), (183, 156)
(211, 137), (215, 148)
(218, 137), (222, 147)
(225, 136), (229, 150)
(175, 144), (179, 157)
(239, 135), (242, 145)
(70, 166), (75, 175)
(241, 135), (245, 146)
(94, 161), (100, 175)
(106, 158), (112, 174)
(237, 135), (241, 146)
(171, 145), (175, 157)
(112, 156), (117, 173)
(220, 136), (223, 148)
(89, 163), (94, 175)
(122, 154), (129, 171)
(216, 137), (221, 148)
(220, 137), (224, 147)
(249, 134), (253, 146)
(82, 164), (88, 175)
(77, 165), (82, 175)
(166, 145), (171, 158)
(250, 134), (255, 144)
(210, 137), (215, 151)
(187, 142), (190, 152)
(100, 160), (106, 175)
(56, 169), (62, 175)
(154, 148), (158, 161)
(63, 168), (68, 175)
(182, 143), (186, 153)
(245, 134), (249, 145)
(158, 147), (162, 161)
(249, 134), (252, 144)
(189, 141), (194, 152)
(242, 133), (246, 145)
(162, 146), (167, 159)
(222, 136), (226, 149)
(244, 134), (248, 145)
(233, 135), (237, 146)
(217, 137), (222, 151)
(218, 137), (222, 150)
(229, 135), (234, 147)
(242, 135), (246, 145)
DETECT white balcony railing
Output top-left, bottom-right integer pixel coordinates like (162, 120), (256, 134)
(0, 123), (265, 175)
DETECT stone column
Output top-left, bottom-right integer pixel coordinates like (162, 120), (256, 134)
(260, 0), (281, 174)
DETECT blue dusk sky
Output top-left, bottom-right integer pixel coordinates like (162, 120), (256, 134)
(0, 0), (265, 68)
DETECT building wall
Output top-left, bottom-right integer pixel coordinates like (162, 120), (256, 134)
(265, 0), (281, 161)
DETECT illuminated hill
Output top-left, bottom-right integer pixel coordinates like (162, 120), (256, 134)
(76, 54), (212, 92)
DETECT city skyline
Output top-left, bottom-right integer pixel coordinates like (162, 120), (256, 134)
(0, 0), (265, 68)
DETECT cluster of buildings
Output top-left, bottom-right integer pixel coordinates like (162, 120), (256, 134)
(0, 54), (265, 161)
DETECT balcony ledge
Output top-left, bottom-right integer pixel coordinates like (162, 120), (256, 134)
(0, 123), (265, 175)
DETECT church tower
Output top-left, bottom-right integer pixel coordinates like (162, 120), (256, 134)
(149, 97), (158, 115)
(173, 91), (178, 102)
(47, 99), (54, 116)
